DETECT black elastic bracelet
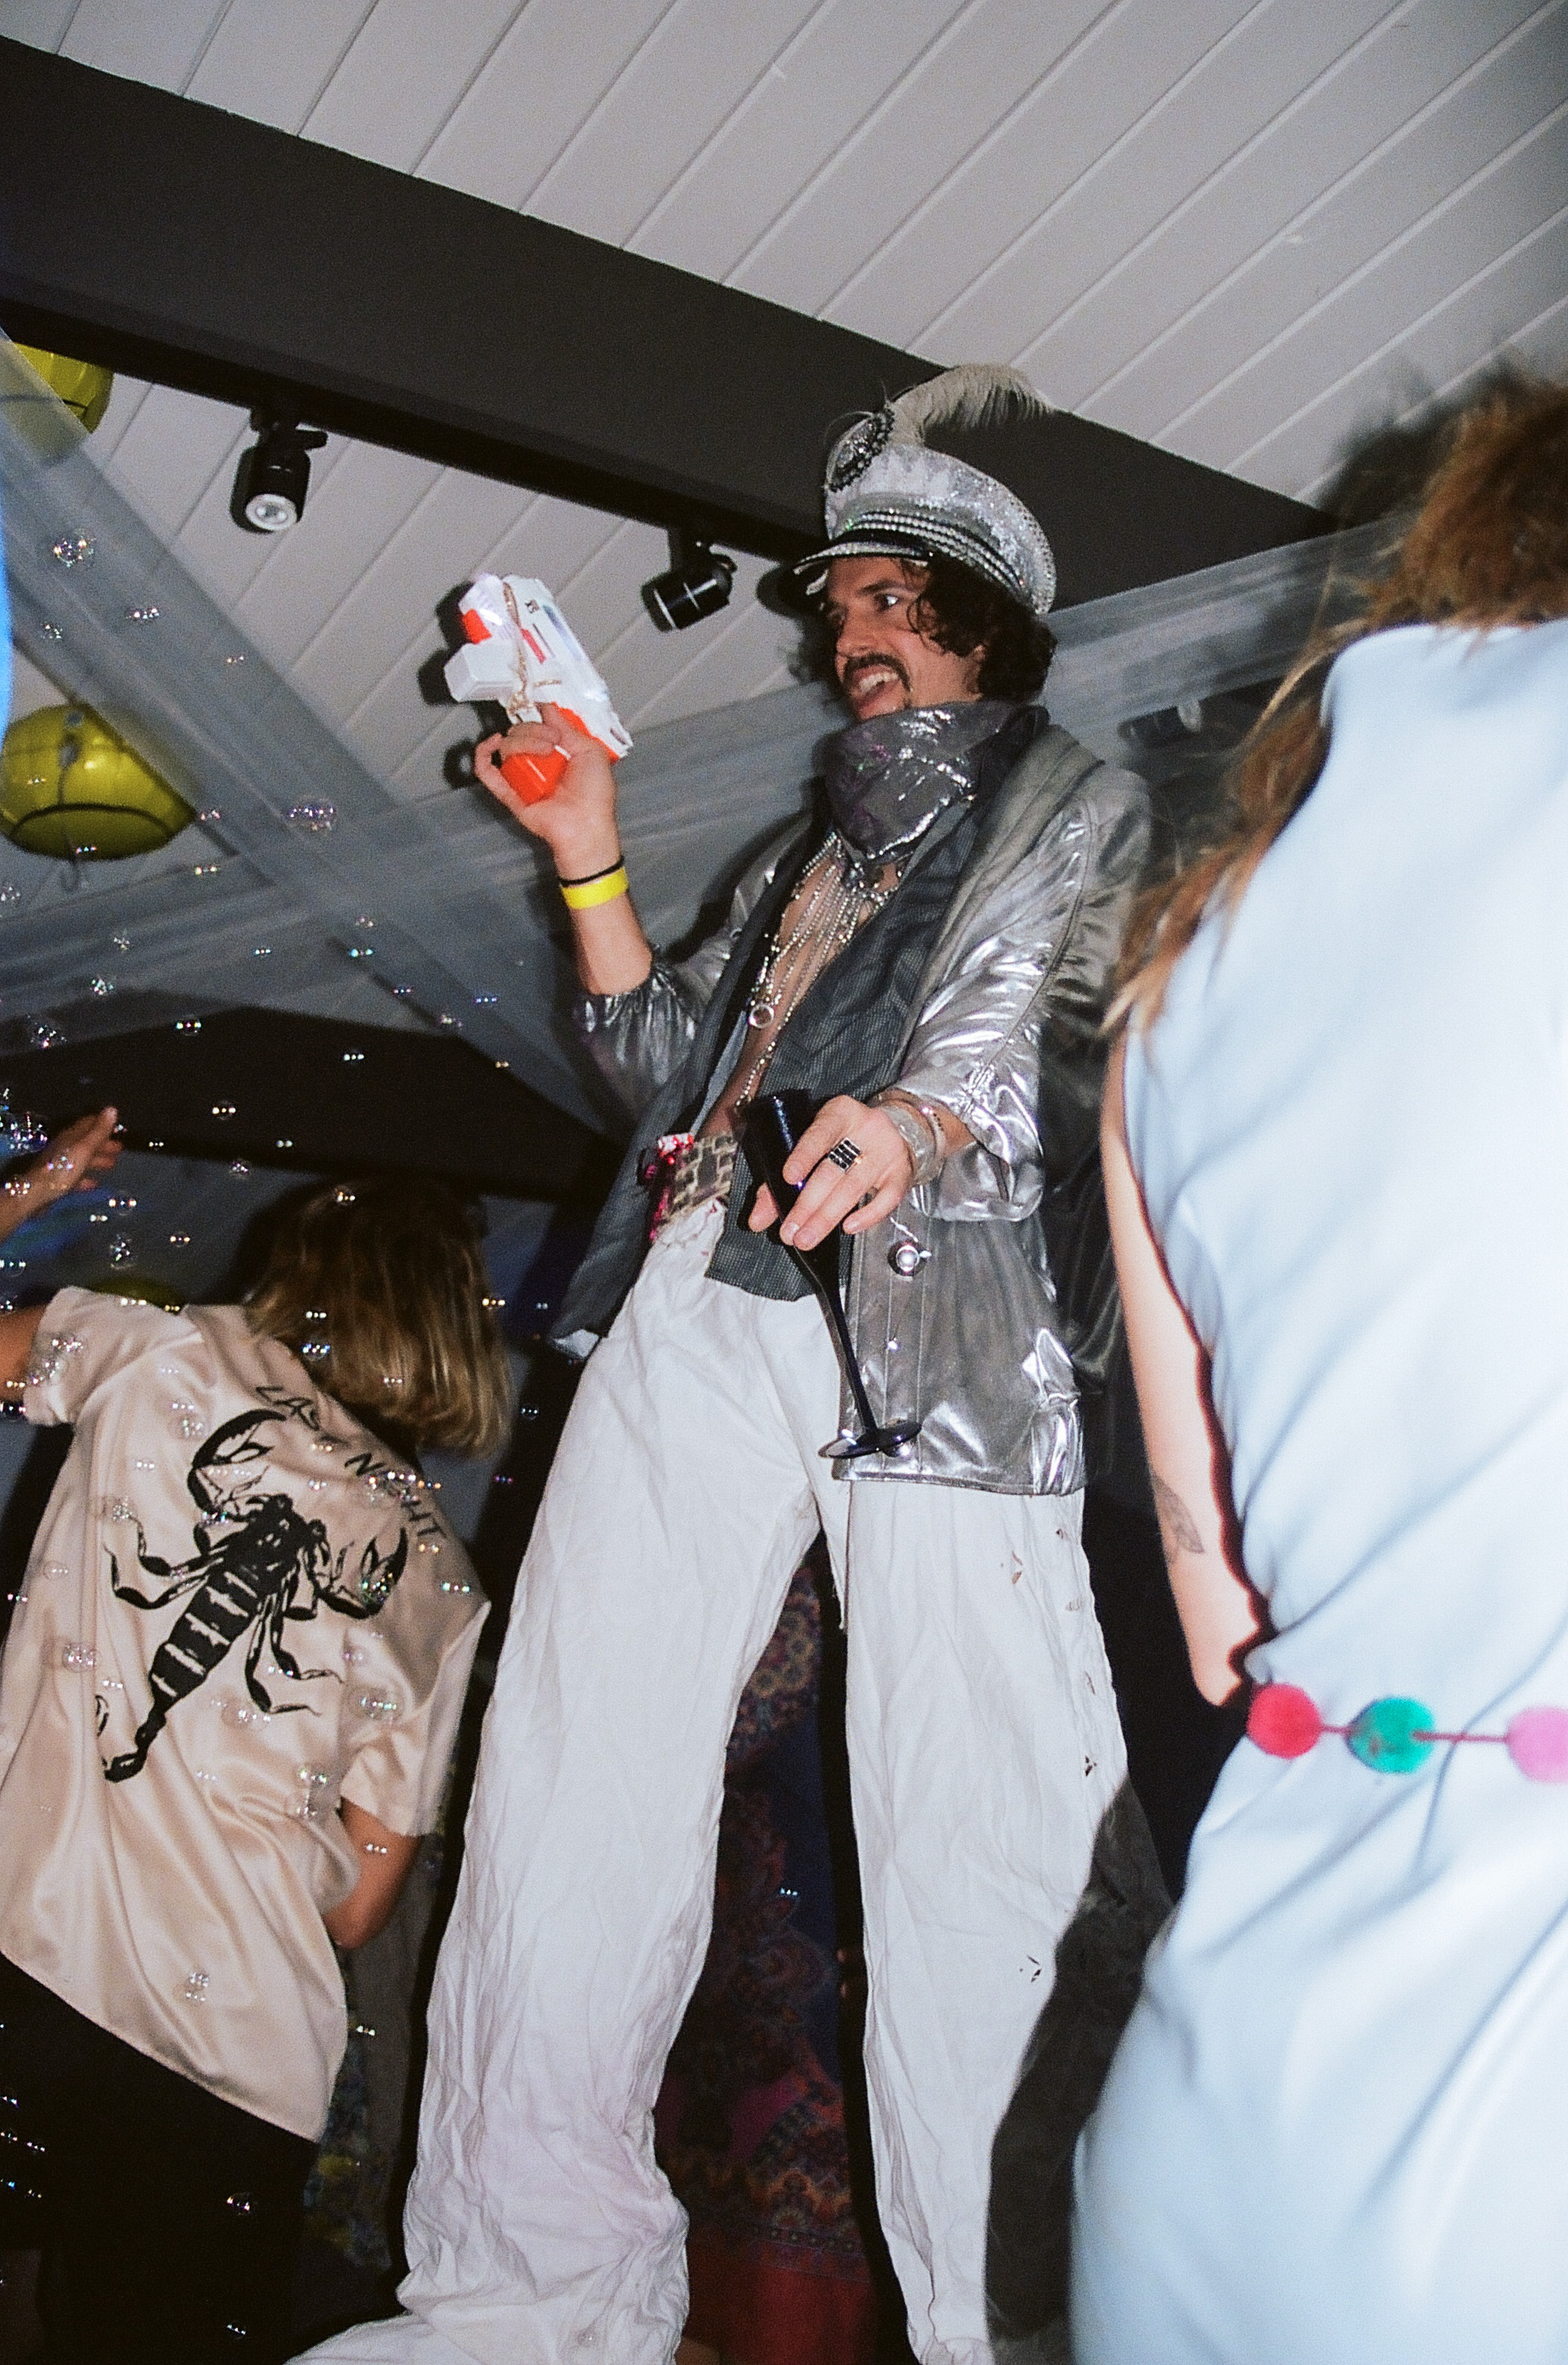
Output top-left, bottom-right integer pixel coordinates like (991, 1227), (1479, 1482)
(556, 855), (626, 889)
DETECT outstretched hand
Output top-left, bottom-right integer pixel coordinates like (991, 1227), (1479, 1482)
(747, 1095), (914, 1253)
(1, 1105), (121, 1235)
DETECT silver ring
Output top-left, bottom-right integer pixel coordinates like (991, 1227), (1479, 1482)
(826, 1136), (862, 1172)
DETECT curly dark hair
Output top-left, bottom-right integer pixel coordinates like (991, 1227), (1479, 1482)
(796, 552), (1056, 703)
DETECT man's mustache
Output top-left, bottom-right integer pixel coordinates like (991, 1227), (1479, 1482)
(840, 652), (911, 694)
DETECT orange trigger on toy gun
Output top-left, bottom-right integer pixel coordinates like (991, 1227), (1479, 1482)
(499, 710), (619, 805)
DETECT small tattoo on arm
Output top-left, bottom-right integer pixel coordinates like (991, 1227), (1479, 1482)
(1152, 1473), (1205, 1557)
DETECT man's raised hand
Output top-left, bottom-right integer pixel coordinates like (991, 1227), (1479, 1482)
(474, 703), (622, 879)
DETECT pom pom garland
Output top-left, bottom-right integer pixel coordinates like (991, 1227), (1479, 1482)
(1247, 1683), (1568, 1783)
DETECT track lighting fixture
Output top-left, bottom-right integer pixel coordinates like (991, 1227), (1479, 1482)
(642, 530), (736, 631)
(234, 414), (327, 533)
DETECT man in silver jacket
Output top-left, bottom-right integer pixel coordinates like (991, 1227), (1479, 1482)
(307, 369), (1147, 2365)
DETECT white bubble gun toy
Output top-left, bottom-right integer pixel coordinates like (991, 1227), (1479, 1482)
(444, 573), (632, 804)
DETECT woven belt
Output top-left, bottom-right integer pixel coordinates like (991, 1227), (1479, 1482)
(646, 1131), (736, 1235)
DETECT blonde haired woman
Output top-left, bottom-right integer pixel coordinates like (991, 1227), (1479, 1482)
(1075, 383), (1568, 2363)
(0, 1133), (510, 2363)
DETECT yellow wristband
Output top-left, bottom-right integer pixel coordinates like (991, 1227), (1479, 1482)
(561, 864), (629, 912)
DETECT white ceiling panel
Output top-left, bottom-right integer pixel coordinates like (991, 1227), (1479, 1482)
(817, 0), (1270, 347)
(418, 2), (673, 212)
(1174, 100), (1568, 475)
(184, 0), (376, 131)
(1019, 0), (1550, 413)
(728, 0), (1102, 317)
(57, 0), (230, 89)
(932, 0), (1402, 373)
(299, 0), (524, 172)
(627, 0), (963, 281)
(524, 0), (825, 247)
(1261, 208), (1568, 500)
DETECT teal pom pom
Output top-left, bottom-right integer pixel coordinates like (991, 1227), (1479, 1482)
(1347, 1696), (1436, 1774)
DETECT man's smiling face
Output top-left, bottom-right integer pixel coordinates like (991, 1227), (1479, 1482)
(823, 555), (986, 722)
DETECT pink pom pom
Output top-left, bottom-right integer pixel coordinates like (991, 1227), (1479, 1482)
(1506, 1707), (1568, 1782)
(1248, 1683), (1324, 1759)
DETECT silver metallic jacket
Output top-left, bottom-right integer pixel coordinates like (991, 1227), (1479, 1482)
(577, 722), (1149, 1495)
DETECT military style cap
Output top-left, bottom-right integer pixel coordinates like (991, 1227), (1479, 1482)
(793, 363), (1057, 622)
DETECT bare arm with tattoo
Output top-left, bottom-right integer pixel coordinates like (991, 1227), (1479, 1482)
(1102, 1037), (1260, 1705)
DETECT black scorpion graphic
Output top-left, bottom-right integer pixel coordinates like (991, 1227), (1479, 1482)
(102, 1408), (408, 1782)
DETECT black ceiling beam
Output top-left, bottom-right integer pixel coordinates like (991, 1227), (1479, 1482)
(0, 39), (1324, 604)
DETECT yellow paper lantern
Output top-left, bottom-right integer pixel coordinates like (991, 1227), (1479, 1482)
(0, 706), (195, 860)
(14, 345), (114, 434)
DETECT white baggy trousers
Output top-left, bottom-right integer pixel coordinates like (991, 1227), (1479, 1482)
(299, 1203), (1124, 2365)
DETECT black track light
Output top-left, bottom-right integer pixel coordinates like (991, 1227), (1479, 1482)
(234, 414), (328, 533)
(642, 530), (736, 632)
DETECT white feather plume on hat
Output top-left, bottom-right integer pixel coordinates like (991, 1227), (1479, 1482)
(880, 361), (1050, 447)
(799, 363), (1059, 620)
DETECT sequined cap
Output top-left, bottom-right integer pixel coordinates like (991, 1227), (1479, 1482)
(792, 363), (1058, 622)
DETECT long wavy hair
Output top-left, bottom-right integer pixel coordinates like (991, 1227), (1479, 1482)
(247, 1175), (512, 1455)
(1113, 376), (1568, 1030)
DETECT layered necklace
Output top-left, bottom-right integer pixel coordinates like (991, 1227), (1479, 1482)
(726, 833), (897, 1109)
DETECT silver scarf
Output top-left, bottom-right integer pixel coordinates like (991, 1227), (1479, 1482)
(822, 700), (1016, 865)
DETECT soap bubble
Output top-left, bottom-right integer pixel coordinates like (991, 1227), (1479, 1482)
(39, 623), (63, 644)
(181, 1969), (210, 2004)
(286, 802), (336, 833)
(28, 1022), (63, 1051)
(230, 1161), (251, 1177)
(0, 884), (21, 906)
(50, 533), (94, 569)
(342, 1050), (363, 1064)
(125, 604), (159, 625)
(0, 1104), (49, 1156)
(27, 1332), (83, 1385)
(225, 2193), (254, 2216)
(211, 1104), (237, 1120)
(88, 977), (114, 997)
(351, 1690), (402, 1724)
(57, 1641), (96, 1671)
(169, 1232), (190, 1246)
(110, 932), (130, 952)
(107, 1235), (133, 1267)
(175, 1018), (202, 1032)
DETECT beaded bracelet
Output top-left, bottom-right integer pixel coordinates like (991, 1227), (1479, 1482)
(1248, 1681), (1568, 1782)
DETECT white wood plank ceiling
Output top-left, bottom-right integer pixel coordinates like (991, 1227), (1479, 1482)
(5, 0), (1566, 782)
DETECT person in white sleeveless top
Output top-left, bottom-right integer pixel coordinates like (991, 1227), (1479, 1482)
(1074, 380), (1568, 2364)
